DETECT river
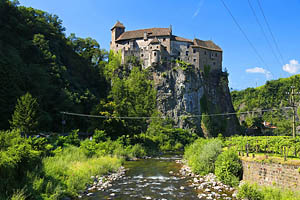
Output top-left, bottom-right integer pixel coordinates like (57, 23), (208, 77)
(84, 154), (199, 199)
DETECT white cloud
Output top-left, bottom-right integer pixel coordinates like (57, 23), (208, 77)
(282, 59), (300, 74)
(193, 0), (205, 18)
(246, 67), (272, 79)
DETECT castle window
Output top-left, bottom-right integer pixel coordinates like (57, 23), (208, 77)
(193, 49), (196, 53)
(186, 51), (189, 56)
(187, 44), (190, 48)
(141, 54), (144, 57)
(150, 46), (152, 49)
(154, 52), (157, 56)
(204, 51), (207, 55)
(163, 38), (166, 41)
(215, 53), (217, 56)
(193, 59), (196, 62)
(116, 44), (118, 47)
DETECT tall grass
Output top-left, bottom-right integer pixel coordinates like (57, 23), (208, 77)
(184, 138), (223, 175)
(10, 189), (26, 200)
(41, 145), (122, 197)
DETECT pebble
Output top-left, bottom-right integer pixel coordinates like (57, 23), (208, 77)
(81, 166), (127, 198)
(179, 162), (238, 200)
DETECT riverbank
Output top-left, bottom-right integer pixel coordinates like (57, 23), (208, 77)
(178, 160), (237, 200)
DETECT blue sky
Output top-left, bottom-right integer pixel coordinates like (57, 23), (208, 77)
(18, 0), (300, 90)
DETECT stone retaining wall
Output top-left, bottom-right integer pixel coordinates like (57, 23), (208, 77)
(242, 160), (300, 190)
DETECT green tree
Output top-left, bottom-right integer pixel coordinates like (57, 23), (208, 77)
(10, 93), (40, 135)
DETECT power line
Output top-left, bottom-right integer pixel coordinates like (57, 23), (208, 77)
(247, 0), (283, 67)
(256, 0), (285, 64)
(60, 108), (281, 120)
(219, 0), (271, 72)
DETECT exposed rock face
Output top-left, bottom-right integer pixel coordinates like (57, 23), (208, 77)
(152, 63), (240, 137)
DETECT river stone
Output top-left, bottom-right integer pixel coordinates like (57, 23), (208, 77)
(205, 188), (211, 192)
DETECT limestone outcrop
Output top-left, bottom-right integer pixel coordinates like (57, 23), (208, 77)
(152, 63), (240, 137)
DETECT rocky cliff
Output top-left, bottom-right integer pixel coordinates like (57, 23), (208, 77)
(151, 62), (240, 137)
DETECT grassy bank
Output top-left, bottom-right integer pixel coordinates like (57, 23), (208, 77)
(184, 138), (243, 186)
(238, 182), (300, 200)
(40, 146), (122, 198)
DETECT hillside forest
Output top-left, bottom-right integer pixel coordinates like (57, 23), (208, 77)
(231, 75), (300, 136)
(1, 1), (300, 200)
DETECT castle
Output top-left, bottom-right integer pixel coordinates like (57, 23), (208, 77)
(110, 21), (223, 71)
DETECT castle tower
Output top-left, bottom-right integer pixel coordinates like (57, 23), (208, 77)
(110, 21), (125, 50)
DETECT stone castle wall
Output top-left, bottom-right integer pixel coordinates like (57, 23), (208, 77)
(242, 160), (300, 190)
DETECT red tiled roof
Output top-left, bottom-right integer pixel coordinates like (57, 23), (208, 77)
(116, 28), (171, 41)
(192, 39), (222, 51)
(111, 21), (125, 30)
(172, 35), (193, 43)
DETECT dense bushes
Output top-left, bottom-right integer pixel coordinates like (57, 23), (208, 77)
(215, 149), (242, 186)
(237, 182), (300, 200)
(0, 129), (137, 199)
(0, 129), (41, 196)
(184, 138), (242, 186)
(80, 138), (146, 159)
(184, 138), (223, 175)
(145, 116), (198, 152)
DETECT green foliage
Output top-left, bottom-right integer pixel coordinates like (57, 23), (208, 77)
(231, 75), (300, 136)
(92, 58), (157, 137)
(41, 146), (122, 198)
(184, 138), (223, 175)
(175, 59), (193, 71)
(10, 189), (27, 200)
(237, 183), (264, 200)
(0, 1), (108, 131)
(0, 129), (41, 196)
(237, 183), (300, 200)
(93, 130), (107, 143)
(200, 94), (227, 137)
(215, 149), (242, 186)
(225, 136), (300, 157)
(145, 114), (198, 152)
(10, 93), (40, 135)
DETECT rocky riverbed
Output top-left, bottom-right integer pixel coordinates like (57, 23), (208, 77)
(177, 160), (238, 200)
(79, 157), (239, 199)
(78, 166), (126, 198)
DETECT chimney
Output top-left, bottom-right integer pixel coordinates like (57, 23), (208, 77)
(144, 32), (147, 40)
(169, 25), (172, 35)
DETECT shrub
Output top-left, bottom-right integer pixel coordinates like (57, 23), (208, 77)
(237, 182), (264, 200)
(184, 138), (222, 175)
(215, 149), (242, 186)
(93, 130), (107, 143)
(10, 93), (40, 135)
(0, 129), (41, 195)
(127, 144), (146, 158)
